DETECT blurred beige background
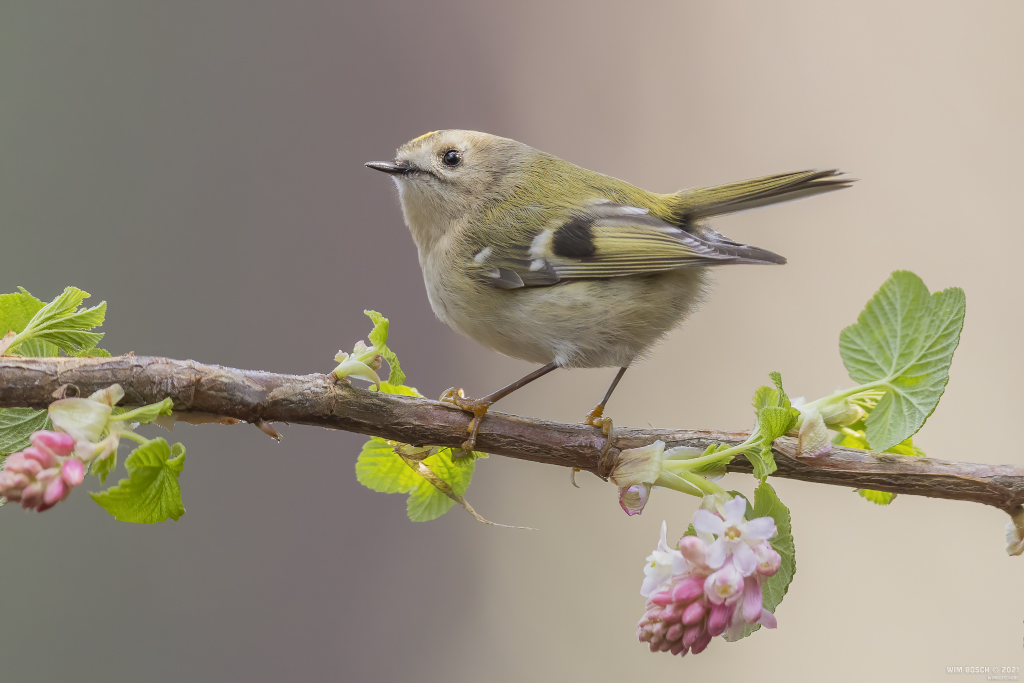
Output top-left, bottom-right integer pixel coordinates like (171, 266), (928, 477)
(2, 1), (1022, 681)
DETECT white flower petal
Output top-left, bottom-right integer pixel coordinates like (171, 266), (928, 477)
(705, 538), (728, 569)
(722, 496), (748, 524)
(742, 516), (777, 541)
(692, 509), (725, 536)
(732, 542), (758, 577)
(49, 398), (112, 443)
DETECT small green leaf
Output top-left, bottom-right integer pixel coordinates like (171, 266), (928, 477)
(355, 437), (424, 494)
(91, 450), (117, 484)
(373, 381), (423, 397)
(363, 310), (405, 387)
(839, 271), (965, 451)
(0, 408), (51, 456)
(728, 481), (795, 641)
(746, 375), (799, 480)
(0, 288), (45, 339)
(355, 436), (478, 522)
(858, 489), (896, 505)
(406, 449), (475, 522)
(109, 398), (174, 426)
(2, 286), (107, 356)
(89, 438), (186, 523)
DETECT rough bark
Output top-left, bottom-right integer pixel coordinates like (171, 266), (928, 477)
(2, 355), (1022, 514)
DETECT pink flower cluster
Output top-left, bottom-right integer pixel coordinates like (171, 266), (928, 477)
(637, 497), (782, 657)
(0, 431), (86, 511)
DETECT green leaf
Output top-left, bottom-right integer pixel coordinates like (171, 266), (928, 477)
(110, 398), (174, 426)
(0, 408), (52, 456)
(858, 488), (896, 505)
(364, 310), (405, 387)
(839, 271), (965, 451)
(89, 438), (186, 523)
(746, 375), (799, 480)
(728, 481), (795, 641)
(406, 449), (475, 522)
(91, 450), (117, 484)
(2, 287), (107, 356)
(373, 381), (423, 397)
(355, 437), (478, 521)
(355, 437), (425, 494)
(0, 288), (45, 338)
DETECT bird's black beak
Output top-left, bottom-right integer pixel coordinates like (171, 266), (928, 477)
(365, 160), (416, 175)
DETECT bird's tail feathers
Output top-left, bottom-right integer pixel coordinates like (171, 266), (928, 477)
(675, 169), (853, 221)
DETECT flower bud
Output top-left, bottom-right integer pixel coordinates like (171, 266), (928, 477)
(30, 431), (75, 457)
(706, 602), (731, 636)
(62, 459), (85, 487)
(43, 478), (67, 506)
(20, 481), (44, 510)
(796, 407), (832, 458)
(753, 541), (782, 576)
(610, 440), (665, 516)
(741, 577), (764, 623)
(23, 446), (57, 469)
(681, 600), (706, 625)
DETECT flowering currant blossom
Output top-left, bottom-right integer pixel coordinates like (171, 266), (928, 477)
(637, 497), (782, 657)
(0, 384), (129, 512)
(0, 431), (85, 511)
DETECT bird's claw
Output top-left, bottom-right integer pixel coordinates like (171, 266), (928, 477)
(439, 387), (492, 451)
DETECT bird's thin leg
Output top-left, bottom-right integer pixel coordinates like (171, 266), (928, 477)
(584, 366), (628, 429)
(584, 366), (628, 474)
(440, 361), (560, 451)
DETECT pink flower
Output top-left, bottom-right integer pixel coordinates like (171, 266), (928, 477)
(0, 430), (88, 512)
(637, 499), (782, 658)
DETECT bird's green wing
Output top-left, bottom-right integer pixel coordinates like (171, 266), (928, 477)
(473, 202), (784, 290)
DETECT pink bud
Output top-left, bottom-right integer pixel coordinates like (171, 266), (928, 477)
(62, 459), (85, 487)
(3, 488), (23, 502)
(665, 623), (683, 642)
(30, 431), (75, 457)
(677, 535), (709, 568)
(707, 602), (732, 636)
(651, 621), (667, 637)
(43, 478), (66, 506)
(20, 482), (44, 510)
(669, 642), (687, 657)
(659, 603), (682, 623)
(36, 467), (61, 485)
(690, 631), (712, 655)
(670, 576), (704, 603)
(0, 471), (29, 492)
(6, 453), (41, 476)
(754, 541), (782, 576)
(23, 446), (56, 469)
(650, 591), (673, 607)
(681, 600), (707, 625)
(742, 577), (764, 623)
(648, 639), (661, 652)
(681, 624), (701, 649)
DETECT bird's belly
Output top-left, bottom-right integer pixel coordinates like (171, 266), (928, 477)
(427, 269), (709, 369)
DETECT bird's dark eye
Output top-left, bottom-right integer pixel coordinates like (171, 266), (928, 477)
(441, 149), (462, 167)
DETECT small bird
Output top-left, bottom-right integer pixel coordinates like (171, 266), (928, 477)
(367, 130), (850, 452)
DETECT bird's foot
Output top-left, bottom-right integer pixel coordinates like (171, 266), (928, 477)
(439, 387), (492, 451)
(584, 407), (617, 476)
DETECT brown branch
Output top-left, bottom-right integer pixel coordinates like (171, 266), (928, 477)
(2, 355), (1023, 515)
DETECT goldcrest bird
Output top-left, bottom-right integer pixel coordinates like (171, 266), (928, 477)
(367, 130), (850, 452)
